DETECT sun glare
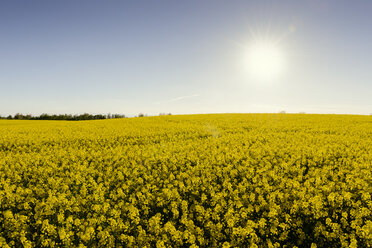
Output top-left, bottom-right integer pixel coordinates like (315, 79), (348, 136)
(244, 40), (286, 81)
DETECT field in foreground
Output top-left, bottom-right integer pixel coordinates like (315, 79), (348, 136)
(0, 114), (371, 248)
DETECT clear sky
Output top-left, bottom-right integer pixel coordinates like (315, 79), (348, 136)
(1, 0), (371, 116)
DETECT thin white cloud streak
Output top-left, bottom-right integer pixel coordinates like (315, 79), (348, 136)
(156, 94), (200, 104)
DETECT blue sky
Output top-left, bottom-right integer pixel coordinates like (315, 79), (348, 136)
(1, 0), (371, 116)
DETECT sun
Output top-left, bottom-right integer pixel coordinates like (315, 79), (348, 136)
(244, 40), (286, 81)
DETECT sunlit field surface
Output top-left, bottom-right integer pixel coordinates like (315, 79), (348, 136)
(0, 114), (371, 247)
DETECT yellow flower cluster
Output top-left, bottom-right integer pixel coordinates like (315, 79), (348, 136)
(0, 114), (371, 247)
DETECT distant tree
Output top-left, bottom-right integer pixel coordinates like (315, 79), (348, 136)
(93, 114), (105, 119)
(64, 114), (73, 120)
(112, 114), (125, 119)
(39, 113), (50, 120)
(138, 113), (145, 117)
(14, 113), (24, 119)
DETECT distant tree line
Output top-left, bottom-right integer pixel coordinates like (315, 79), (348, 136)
(0, 113), (125, 121)
(137, 113), (172, 117)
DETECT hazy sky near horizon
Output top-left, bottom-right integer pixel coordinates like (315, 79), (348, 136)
(1, 0), (371, 116)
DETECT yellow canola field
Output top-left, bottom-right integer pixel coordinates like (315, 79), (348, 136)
(0, 114), (371, 247)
